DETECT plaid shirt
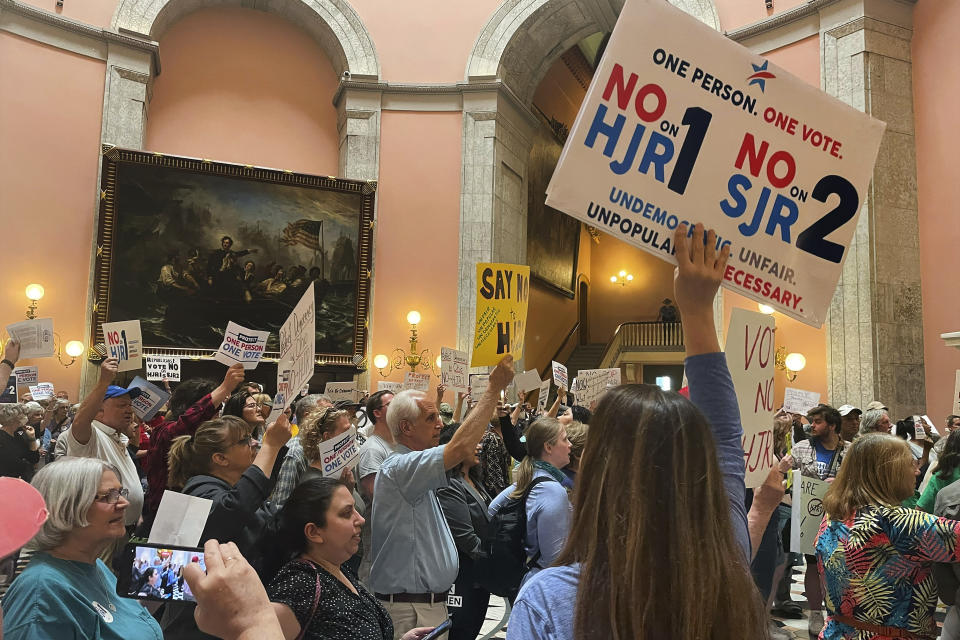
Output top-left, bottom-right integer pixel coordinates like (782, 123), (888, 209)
(269, 435), (307, 507)
(144, 393), (218, 517)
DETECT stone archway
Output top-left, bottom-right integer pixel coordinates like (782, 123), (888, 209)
(456, 0), (720, 358)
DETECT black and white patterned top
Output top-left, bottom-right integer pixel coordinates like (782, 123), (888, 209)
(267, 559), (392, 640)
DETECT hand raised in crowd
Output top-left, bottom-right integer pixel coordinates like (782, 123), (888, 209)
(261, 411), (293, 450)
(99, 357), (120, 384)
(673, 222), (729, 318)
(436, 383), (446, 405)
(223, 363), (246, 391)
(184, 540), (284, 640)
(3, 338), (20, 364)
(778, 454), (794, 472)
(487, 354), (515, 392)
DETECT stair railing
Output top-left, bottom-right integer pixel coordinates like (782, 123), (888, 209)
(599, 321), (684, 368)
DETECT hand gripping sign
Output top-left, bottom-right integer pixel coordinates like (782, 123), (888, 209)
(545, 0), (885, 327)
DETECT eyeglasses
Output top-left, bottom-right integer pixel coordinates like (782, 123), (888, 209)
(231, 436), (256, 448)
(95, 488), (130, 504)
(244, 403), (263, 409)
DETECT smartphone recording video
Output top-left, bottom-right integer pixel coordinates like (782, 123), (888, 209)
(117, 542), (205, 602)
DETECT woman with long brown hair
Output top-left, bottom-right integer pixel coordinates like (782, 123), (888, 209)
(506, 224), (768, 640)
(815, 432), (960, 639)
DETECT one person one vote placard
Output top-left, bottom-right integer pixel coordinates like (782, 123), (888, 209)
(215, 322), (269, 370)
(545, 0), (885, 328)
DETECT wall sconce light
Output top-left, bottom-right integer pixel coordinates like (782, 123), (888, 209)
(765, 0), (773, 9)
(54, 335), (85, 367)
(25, 284), (45, 319)
(775, 346), (805, 382)
(758, 304), (775, 315)
(374, 310), (438, 378)
(610, 270), (633, 287)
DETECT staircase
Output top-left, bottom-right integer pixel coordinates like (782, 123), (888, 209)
(565, 343), (607, 379)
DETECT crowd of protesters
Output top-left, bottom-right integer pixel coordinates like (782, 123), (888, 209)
(1, 224), (959, 640)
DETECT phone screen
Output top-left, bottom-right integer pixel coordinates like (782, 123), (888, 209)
(116, 543), (205, 602)
(420, 618), (452, 640)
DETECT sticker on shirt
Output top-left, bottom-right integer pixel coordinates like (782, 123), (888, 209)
(447, 584), (462, 608)
(92, 601), (114, 623)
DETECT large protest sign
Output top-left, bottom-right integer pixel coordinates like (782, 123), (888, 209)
(316, 426), (360, 478)
(441, 347), (469, 393)
(783, 387), (820, 415)
(102, 320), (143, 371)
(13, 366), (38, 386)
(551, 361), (569, 390)
(403, 372), (430, 392)
(377, 381), (403, 393)
(514, 369), (543, 394)
(145, 357), (181, 382)
(274, 284), (316, 416)
(472, 263), (530, 366)
(6, 319), (54, 358)
(573, 368), (622, 409)
(214, 322), (269, 369)
(725, 308), (776, 488)
(790, 475), (829, 555)
(537, 379), (551, 412)
(129, 377), (171, 421)
(545, 0), (885, 328)
(28, 382), (54, 400)
(324, 381), (358, 403)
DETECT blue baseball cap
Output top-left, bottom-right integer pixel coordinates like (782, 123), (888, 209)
(103, 385), (143, 401)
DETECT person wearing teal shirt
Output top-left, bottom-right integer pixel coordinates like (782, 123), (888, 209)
(917, 430), (960, 513)
(2, 457), (162, 640)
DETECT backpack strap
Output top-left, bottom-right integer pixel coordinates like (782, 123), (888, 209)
(520, 475), (557, 571)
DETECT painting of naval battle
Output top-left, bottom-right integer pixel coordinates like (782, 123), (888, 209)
(93, 148), (374, 361)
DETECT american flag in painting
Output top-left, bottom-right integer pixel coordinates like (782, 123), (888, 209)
(281, 219), (323, 251)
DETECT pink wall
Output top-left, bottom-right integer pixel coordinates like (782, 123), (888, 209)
(17, 0), (116, 29)
(369, 111), (462, 403)
(714, 0), (807, 33)
(0, 34), (105, 399)
(145, 7), (339, 176)
(913, 0), (960, 421)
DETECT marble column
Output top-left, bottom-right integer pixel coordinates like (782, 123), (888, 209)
(820, 0), (923, 419)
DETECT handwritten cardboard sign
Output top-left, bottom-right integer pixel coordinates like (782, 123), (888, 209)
(725, 308), (776, 488)
(13, 366), (38, 386)
(28, 382), (54, 400)
(145, 357), (181, 382)
(573, 368), (622, 409)
(128, 376), (171, 421)
(471, 263), (530, 366)
(790, 475), (829, 555)
(440, 347), (469, 393)
(377, 381), (403, 393)
(325, 381), (358, 403)
(551, 361), (569, 390)
(102, 320), (143, 371)
(316, 426), (360, 478)
(273, 284), (316, 419)
(402, 372), (431, 392)
(6, 319), (54, 359)
(214, 322), (269, 370)
(545, 0), (885, 327)
(469, 373), (489, 399)
(537, 379), (551, 412)
(782, 387), (820, 415)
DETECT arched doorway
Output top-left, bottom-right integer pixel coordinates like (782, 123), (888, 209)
(579, 279), (589, 345)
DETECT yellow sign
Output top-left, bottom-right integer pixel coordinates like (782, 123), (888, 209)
(471, 263), (530, 367)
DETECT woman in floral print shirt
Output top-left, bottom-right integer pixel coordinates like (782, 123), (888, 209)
(817, 432), (960, 639)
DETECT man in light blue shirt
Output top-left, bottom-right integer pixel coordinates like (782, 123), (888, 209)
(370, 356), (514, 640)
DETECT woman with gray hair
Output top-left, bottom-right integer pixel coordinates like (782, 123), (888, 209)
(0, 402), (40, 481)
(1, 457), (163, 639)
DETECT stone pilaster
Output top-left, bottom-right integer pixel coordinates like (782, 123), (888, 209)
(100, 43), (154, 147)
(459, 86), (537, 371)
(821, 0), (923, 418)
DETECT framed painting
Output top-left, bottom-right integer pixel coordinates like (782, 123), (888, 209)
(92, 147), (375, 368)
(527, 122), (581, 298)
